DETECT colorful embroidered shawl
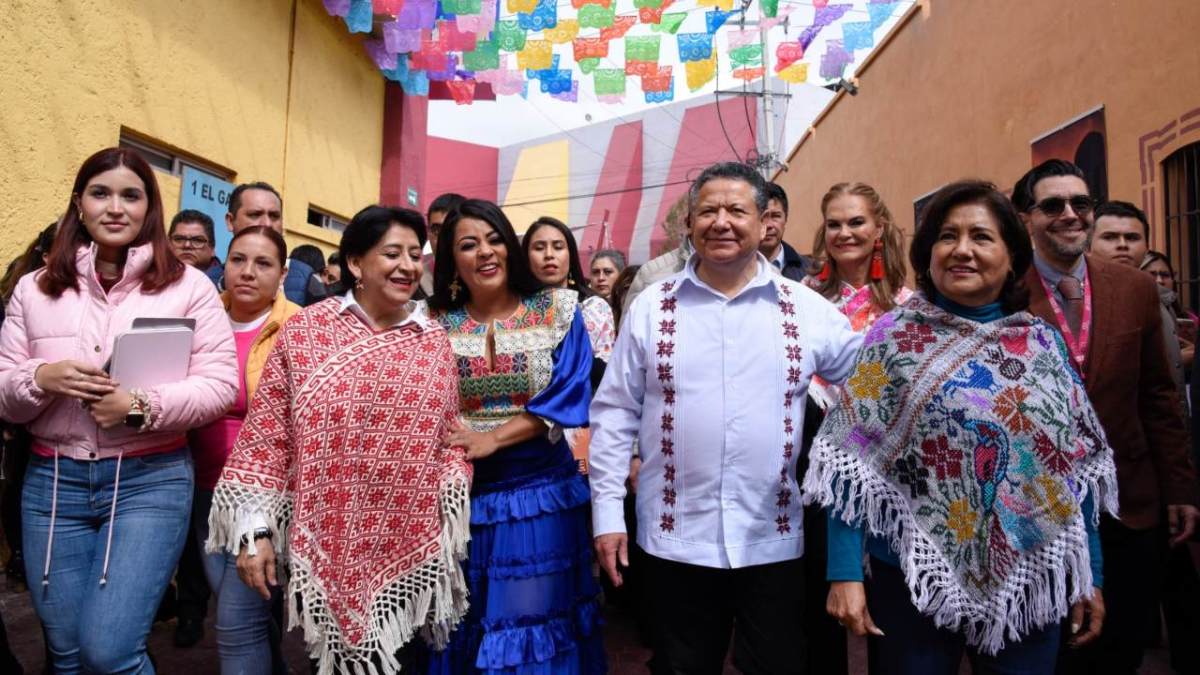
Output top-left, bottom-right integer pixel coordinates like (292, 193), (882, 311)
(803, 278), (913, 409)
(207, 299), (471, 675)
(803, 295), (1118, 654)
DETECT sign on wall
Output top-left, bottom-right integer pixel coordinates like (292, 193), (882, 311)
(180, 166), (236, 260)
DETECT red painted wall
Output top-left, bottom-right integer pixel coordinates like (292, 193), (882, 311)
(380, 82), (430, 210)
(424, 137), (500, 211)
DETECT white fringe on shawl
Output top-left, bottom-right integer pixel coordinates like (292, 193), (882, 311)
(803, 437), (1119, 655)
(207, 474), (471, 675)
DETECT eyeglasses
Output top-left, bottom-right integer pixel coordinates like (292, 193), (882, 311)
(1030, 195), (1094, 218)
(170, 235), (210, 248)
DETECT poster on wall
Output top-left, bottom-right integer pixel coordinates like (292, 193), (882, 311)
(1031, 105), (1108, 202)
(180, 166), (236, 260)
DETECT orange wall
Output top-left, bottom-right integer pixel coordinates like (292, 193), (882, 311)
(778, 0), (1200, 256)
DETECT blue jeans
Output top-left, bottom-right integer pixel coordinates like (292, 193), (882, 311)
(22, 449), (193, 674)
(866, 558), (1062, 675)
(193, 489), (272, 675)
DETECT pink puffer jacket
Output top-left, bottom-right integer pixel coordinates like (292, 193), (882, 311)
(0, 243), (237, 460)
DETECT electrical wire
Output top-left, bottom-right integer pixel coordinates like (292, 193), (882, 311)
(500, 176), (693, 208)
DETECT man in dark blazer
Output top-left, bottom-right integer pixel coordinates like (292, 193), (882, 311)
(1015, 159), (1199, 673)
(760, 182), (814, 281)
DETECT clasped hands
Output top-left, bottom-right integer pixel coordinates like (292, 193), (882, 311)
(34, 359), (131, 429)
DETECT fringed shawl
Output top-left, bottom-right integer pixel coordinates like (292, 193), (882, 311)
(207, 299), (472, 675)
(803, 294), (1118, 654)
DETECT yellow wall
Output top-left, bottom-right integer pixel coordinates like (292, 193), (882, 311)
(778, 0), (1200, 257)
(501, 140), (571, 232)
(0, 0), (383, 262)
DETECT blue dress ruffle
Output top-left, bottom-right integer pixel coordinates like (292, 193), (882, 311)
(429, 308), (606, 675)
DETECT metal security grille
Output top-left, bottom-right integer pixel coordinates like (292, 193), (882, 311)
(1164, 142), (1200, 311)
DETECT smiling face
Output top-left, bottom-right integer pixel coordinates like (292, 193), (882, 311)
(822, 194), (881, 272)
(74, 166), (148, 257)
(589, 257), (619, 297)
(1091, 214), (1147, 267)
(225, 233), (286, 317)
(1022, 175), (1092, 267)
(347, 224), (423, 309)
(528, 225), (570, 287)
(930, 202), (1012, 307)
(690, 178), (764, 268)
(452, 217), (509, 299)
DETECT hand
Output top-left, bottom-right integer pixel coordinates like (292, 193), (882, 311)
(34, 360), (115, 402)
(594, 533), (629, 587)
(446, 420), (500, 461)
(237, 538), (278, 600)
(827, 581), (884, 637)
(1167, 504), (1199, 546)
(88, 388), (133, 429)
(1068, 587), (1105, 647)
(627, 457), (642, 494)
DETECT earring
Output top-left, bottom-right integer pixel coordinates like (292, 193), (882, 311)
(869, 239), (885, 281)
(567, 276), (576, 288)
(355, 278), (364, 291)
(449, 277), (462, 302)
(816, 260), (831, 281)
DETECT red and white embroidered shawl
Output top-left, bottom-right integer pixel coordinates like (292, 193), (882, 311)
(207, 299), (471, 675)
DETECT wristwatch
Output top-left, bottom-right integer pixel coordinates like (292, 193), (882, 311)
(124, 389), (150, 431)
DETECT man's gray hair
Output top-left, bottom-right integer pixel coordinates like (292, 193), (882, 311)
(687, 162), (768, 215)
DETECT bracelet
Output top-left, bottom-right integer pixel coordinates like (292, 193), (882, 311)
(129, 388), (153, 432)
(253, 527), (272, 541)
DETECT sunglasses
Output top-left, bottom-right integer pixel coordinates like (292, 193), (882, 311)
(1031, 195), (1094, 218)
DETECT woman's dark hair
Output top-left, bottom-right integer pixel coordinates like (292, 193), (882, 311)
(522, 216), (593, 300)
(338, 205), (427, 285)
(428, 199), (542, 311)
(228, 226), (288, 267)
(1, 221), (57, 303)
(610, 264), (641, 332)
(289, 244), (327, 274)
(40, 147), (183, 298)
(910, 179), (1032, 313)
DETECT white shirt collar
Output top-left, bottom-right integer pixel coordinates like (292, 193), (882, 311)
(339, 291), (427, 330)
(680, 252), (779, 300)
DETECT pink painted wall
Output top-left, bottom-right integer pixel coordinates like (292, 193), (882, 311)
(424, 136), (499, 211)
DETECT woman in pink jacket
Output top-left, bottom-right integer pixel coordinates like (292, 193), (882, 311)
(0, 147), (237, 674)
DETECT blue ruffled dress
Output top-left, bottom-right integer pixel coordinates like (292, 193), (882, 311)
(430, 289), (606, 675)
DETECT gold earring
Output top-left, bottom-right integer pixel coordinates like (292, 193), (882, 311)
(355, 278), (364, 291)
(449, 277), (462, 302)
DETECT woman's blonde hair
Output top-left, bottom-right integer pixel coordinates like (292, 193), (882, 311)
(810, 182), (908, 311)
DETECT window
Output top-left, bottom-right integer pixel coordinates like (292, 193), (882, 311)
(307, 206), (348, 233)
(118, 132), (231, 179)
(1164, 142), (1200, 311)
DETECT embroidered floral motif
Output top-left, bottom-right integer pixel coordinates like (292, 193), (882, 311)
(893, 322), (938, 353)
(848, 361), (888, 399)
(774, 291), (804, 535)
(947, 498), (976, 543)
(655, 281), (679, 533)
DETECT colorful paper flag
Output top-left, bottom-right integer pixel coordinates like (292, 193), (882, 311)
(597, 93), (626, 104)
(457, 0), (497, 32)
(777, 62), (808, 83)
(728, 44), (762, 67)
(842, 21), (874, 51)
(518, 0), (557, 31)
(324, 0), (351, 17)
(395, 0), (437, 30)
(625, 35), (662, 62)
(868, 2), (898, 29)
(374, 0), (405, 12)
(625, 60), (657, 77)
(696, 0), (734, 10)
(571, 0), (611, 7)
(507, 0), (537, 12)
(545, 19), (579, 44)
(441, 0), (482, 14)
(578, 4), (615, 29)
(641, 64), (672, 92)
(462, 39), (501, 70)
(496, 20), (527, 51)
(685, 53), (716, 91)
(706, 10), (733, 34)
(677, 33), (714, 62)
(800, 4), (852, 50)
(516, 39), (553, 70)
(593, 68), (627, 95)
(819, 38), (853, 79)
(775, 41), (804, 71)
(446, 79), (477, 104)
(645, 79), (674, 103)
(573, 37), (608, 61)
(438, 20), (478, 52)
(344, 0), (373, 33)
(731, 67), (764, 81)
(600, 16), (637, 40)
(364, 39), (397, 70)
(727, 30), (757, 50)
(639, 3), (672, 25)
(551, 80), (580, 101)
(760, 0), (779, 18)
(540, 69), (573, 94)
(633, 0), (666, 7)
(577, 57), (601, 74)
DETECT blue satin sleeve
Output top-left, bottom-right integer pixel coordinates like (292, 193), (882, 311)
(527, 307), (593, 429)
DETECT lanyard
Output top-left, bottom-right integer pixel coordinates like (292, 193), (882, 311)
(1039, 267), (1093, 377)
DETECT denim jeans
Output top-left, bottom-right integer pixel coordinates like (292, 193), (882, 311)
(193, 489), (273, 675)
(22, 449), (193, 674)
(866, 558), (1061, 675)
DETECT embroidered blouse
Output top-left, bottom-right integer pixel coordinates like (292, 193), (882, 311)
(589, 256), (864, 568)
(580, 294), (616, 362)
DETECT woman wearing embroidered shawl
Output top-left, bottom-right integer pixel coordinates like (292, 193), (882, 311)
(425, 200), (605, 674)
(207, 207), (471, 675)
(804, 181), (1118, 673)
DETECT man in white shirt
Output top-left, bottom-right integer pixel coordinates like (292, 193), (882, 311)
(589, 162), (864, 674)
